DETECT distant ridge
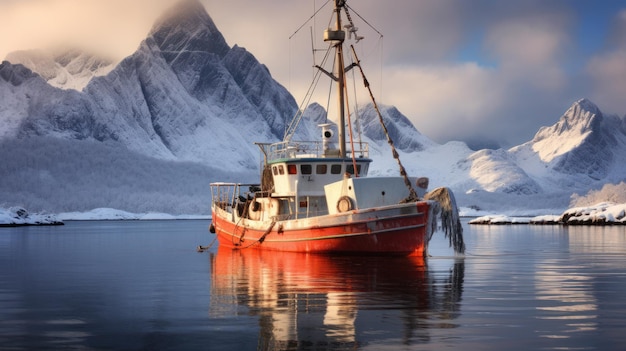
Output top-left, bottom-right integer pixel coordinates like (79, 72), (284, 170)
(5, 49), (114, 91)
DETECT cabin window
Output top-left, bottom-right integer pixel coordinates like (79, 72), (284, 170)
(330, 164), (342, 174)
(272, 166), (278, 175)
(316, 164), (327, 174)
(301, 164), (312, 175)
(346, 164), (361, 175)
(278, 165), (285, 175)
(287, 164), (297, 174)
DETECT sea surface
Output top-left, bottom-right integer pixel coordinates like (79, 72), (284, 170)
(1, 219), (625, 350)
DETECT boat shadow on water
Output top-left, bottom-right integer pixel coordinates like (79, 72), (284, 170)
(209, 247), (465, 350)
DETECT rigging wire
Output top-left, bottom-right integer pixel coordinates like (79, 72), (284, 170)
(286, 0), (345, 141)
(348, 55), (364, 151)
(345, 4), (383, 37)
(283, 44), (333, 141)
(341, 59), (359, 177)
(289, 0), (331, 40)
(343, 4), (384, 102)
(349, 44), (418, 202)
(324, 51), (335, 124)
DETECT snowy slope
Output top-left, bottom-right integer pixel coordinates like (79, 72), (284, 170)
(0, 62), (45, 139)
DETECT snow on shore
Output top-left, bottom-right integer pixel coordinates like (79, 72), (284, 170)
(0, 207), (63, 226)
(2, 203), (624, 226)
(559, 202), (626, 225)
(469, 202), (626, 225)
(0, 207), (209, 226)
(57, 208), (209, 221)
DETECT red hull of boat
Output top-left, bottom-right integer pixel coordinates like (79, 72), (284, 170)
(212, 202), (431, 256)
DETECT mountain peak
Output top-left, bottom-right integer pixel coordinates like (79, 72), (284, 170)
(148, 0), (228, 57)
(521, 98), (615, 178)
(532, 99), (603, 147)
(566, 98), (601, 118)
(150, 0), (210, 33)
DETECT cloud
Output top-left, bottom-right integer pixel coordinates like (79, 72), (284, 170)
(585, 9), (626, 115)
(373, 7), (578, 146)
(353, 0), (466, 64)
(0, 0), (176, 60)
(379, 61), (565, 147)
(586, 50), (626, 115)
(608, 9), (626, 48)
(382, 63), (500, 139)
(484, 12), (571, 90)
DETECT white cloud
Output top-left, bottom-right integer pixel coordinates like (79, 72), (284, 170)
(586, 50), (626, 114)
(584, 8), (626, 115)
(484, 15), (570, 92)
(370, 9), (576, 145)
(382, 63), (501, 135)
(0, 0), (177, 60)
(376, 61), (552, 146)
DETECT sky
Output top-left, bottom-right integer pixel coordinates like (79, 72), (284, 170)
(2, 0), (626, 148)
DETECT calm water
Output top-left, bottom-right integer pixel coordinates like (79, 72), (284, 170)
(1, 220), (625, 350)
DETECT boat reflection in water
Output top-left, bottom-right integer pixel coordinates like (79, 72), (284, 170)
(209, 247), (464, 349)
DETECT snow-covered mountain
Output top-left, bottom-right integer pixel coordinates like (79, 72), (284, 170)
(509, 99), (626, 188)
(357, 103), (437, 152)
(361, 98), (626, 213)
(1, 0), (625, 215)
(467, 99), (626, 212)
(2, 0), (299, 170)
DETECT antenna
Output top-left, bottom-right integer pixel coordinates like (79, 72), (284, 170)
(344, 24), (364, 42)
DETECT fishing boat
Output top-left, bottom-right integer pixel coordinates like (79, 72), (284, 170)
(209, 0), (464, 256)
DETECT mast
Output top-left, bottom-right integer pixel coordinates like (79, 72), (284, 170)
(335, 0), (347, 158)
(325, 0), (347, 158)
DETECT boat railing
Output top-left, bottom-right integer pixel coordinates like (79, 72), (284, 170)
(210, 182), (261, 212)
(257, 141), (369, 162)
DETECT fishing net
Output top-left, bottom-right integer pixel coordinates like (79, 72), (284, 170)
(425, 187), (465, 254)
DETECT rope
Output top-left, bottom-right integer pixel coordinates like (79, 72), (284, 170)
(196, 234), (218, 252)
(238, 219), (277, 249)
(197, 220), (219, 252)
(349, 45), (418, 202)
(231, 196), (252, 246)
(258, 220), (276, 244)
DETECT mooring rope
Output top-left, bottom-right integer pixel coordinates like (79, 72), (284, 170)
(196, 234), (218, 252)
(237, 219), (277, 249)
